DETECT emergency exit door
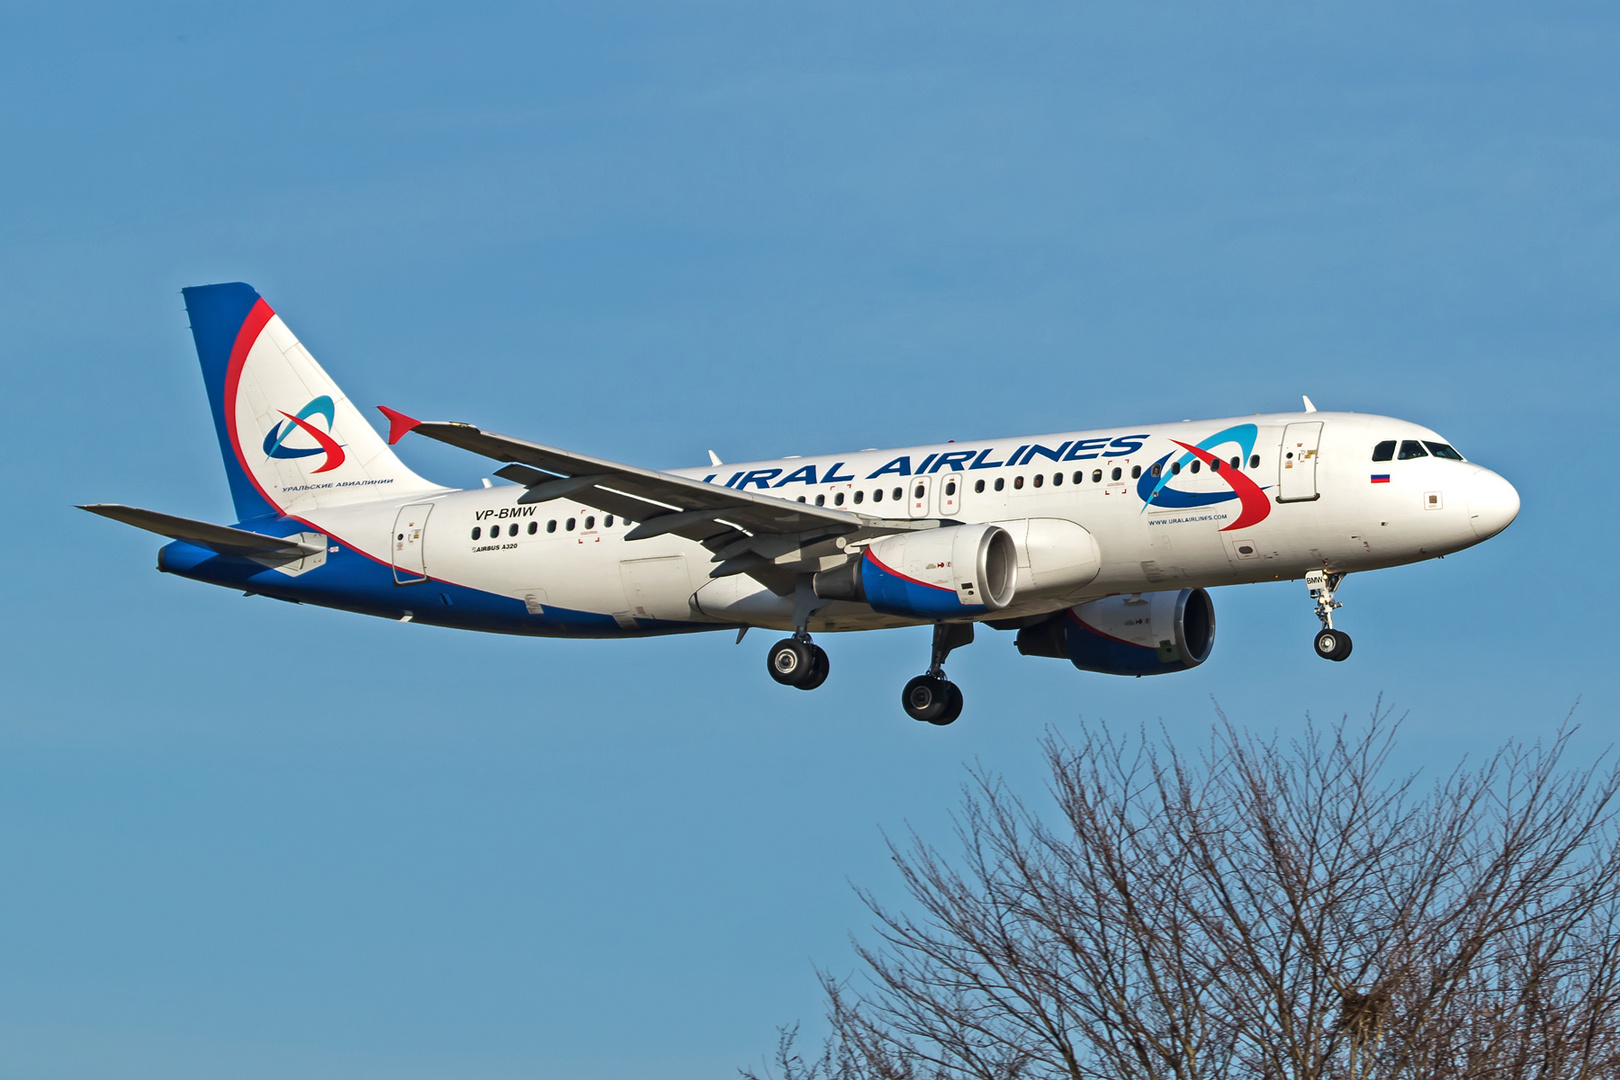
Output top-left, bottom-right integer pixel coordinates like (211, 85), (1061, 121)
(909, 475), (933, 519)
(392, 503), (433, 584)
(1277, 422), (1323, 503)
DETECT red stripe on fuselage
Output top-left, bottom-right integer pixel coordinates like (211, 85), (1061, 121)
(1169, 440), (1271, 532)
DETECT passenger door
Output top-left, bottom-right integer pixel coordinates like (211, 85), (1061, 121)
(1278, 422), (1323, 503)
(391, 503), (433, 584)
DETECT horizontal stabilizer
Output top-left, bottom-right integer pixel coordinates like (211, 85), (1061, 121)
(77, 504), (325, 559)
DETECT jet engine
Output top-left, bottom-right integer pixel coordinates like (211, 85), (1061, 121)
(814, 523), (1017, 618)
(1015, 588), (1215, 675)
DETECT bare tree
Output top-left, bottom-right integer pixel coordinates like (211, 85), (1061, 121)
(746, 712), (1620, 1080)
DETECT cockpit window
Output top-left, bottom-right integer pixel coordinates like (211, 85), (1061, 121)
(1398, 440), (1429, 460)
(1372, 440), (1396, 462)
(1424, 441), (1464, 461)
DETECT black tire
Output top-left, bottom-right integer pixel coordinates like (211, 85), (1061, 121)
(1330, 630), (1353, 661)
(796, 645), (830, 691)
(1314, 629), (1352, 662)
(929, 681), (964, 726)
(768, 639), (814, 685)
(902, 675), (948, 722)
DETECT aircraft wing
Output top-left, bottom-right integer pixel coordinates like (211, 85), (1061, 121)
(378, 407), (931, 591)
(78, 504), (325, 559)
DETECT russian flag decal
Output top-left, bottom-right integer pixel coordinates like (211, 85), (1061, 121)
(1371, 474), (1391, 484)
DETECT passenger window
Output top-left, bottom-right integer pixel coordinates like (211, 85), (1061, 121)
(566, 518), (576, 531)
(1210, 458), (1221, 472)
(1372, 440), (1396, 462)
(1150, 464), (1161, 478)
(944, 480), (957, 496)
(527, 521), (537, 535)
(854, 490), (864, 504)
(1229, 457), (1239, 470)
(1131, 465), (1142, 479)
(1424, 441), (1465, 461)
(605, 515), (614, 527)
(547, 520), (557, 533)
(1111, 467), (1122, 481)
(974, 479), (985, 493)
(1190, 461), (1200, 474)
(815, 494), (825, 506)
(585, 516), (595, 529)
(510, 523), (520, 537)
(1249, 455), (1260, 469)
(1073, 471), (1084, 484)
(471, 526), (481, 540)
(1052, 472), (1063, 486)
(1033, 474), (1043, 488)
(1171, 462), (1181, 475)
(1398, 440), (1428, 460)
(873, 489), (882, 502)
(994, 477), (1005, 491)
(1092, 469), (1103, 482)
(834, 492), (845, 506)
(913, 483), (925, 499)
(892, 487), (903, 501)
(1013, 476), (1024, 489)
(796, 496), (806, 503)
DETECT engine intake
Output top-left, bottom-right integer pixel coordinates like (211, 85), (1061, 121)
(814, 523), (1017, 618)
(1016, 588), (1215, 676)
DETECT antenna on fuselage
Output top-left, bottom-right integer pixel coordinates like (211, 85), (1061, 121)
(1302, 395), (1318, 413)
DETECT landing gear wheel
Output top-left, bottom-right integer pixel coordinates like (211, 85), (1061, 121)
(930, 681), (964, 726)
(768, 639), (815, 685)
(795, 645), (830, 691)
(1314, 628), (1353, 662)
(903, 675), (955, 723)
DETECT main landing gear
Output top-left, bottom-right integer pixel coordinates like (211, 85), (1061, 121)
(902, 623), (973, 726)
(1306, 569), (1352, 662)
(767, 634), (830, 690)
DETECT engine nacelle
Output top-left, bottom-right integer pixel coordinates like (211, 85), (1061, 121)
(1015, 588), (1215, 676)
(814, 523), (1017, 618)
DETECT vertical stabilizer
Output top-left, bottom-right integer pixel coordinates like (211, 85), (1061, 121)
(183, 283), (439, 520)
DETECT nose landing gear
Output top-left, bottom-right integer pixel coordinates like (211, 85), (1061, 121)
(901, 623), (974, 725)
(1306, 569), (1352, 661)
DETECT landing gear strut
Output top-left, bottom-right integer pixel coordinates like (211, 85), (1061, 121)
(766, 577), (833, 691)
(1306, 569), (1352, 662)
(902, 623), (972, 725)
(767, 633), (830, 690)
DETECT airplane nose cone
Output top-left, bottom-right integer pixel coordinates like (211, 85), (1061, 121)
(1467, 468), (1520, 540)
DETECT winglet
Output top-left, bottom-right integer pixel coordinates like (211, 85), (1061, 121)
(1302, 395), (1318, 413)
(377, 405), (422, 445)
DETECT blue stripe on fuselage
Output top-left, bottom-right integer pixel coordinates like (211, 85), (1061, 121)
(156, 532), (710, 640)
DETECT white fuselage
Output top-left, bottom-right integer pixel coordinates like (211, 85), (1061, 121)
(283, 410), (1517, 636)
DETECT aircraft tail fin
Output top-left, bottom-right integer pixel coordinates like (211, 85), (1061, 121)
(182, 283), (439, 520)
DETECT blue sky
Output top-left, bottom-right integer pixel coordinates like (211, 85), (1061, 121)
(2, 3), (1617, 1077)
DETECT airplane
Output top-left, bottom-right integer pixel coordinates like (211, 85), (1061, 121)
(82, 282), (1521, 725)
